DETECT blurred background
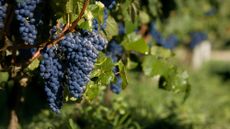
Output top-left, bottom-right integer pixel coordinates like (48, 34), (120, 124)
(0, 0), (230, 129)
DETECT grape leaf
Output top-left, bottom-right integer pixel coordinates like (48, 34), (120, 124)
(122, 32), (149, 54)
(84, 81), (100, 102)
(151, 46), (174, 59)
(118, 61), (128, 89)
(126, 58), (138, 70)
(66, 0), (73, 13)
(27, 59), (40, 71)
(90, 53), (115, 85)
(0, 72), (9, 84)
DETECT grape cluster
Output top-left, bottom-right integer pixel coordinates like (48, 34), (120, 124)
(15, 0), (40, 45)
(0, 0), (7, 30)
(164, 34), (179, 49)
(40, 47), (64, 113)
(106, 40), (123, 62)
(61, 32), (107, 98)
(40, 31), (108, 112)
(106, 40), (123, 94)
(189, 32), (207, 49)
(150, 22), (179, 49)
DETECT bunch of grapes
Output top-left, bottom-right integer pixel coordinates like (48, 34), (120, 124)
(150, 22), (179, 49)
(40, 47), (64, 113)
(106, 40), (123, 62)
(189, 32), (207, 48)
(110, 67), (122, 94)
(15, 0), (40, 45)
(106, 40), (123, 94)
(40, 30), (108, 112)
(163, 34), (179, 49)
(0, 0), (7, 30)
(60, 32), (107, 98)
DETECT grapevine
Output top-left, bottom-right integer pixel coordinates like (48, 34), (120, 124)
(0, 0), (191, 117)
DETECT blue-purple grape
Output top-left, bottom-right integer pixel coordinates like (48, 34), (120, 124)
(60, 31), (107, 98)
(0, 0), (7, 30)
(40, 47), (64, 113)
(163, 34), (179, 49)
(118, 22), (126, 35)
(92, 18), (99, 32)
(106, 40), (123, 94)
(15, 0), (40, 45)
(110, 75), (122, 94)
(150, 22), (164, 45)
(189, 32), (207, 48)
(106, 40), (123, 62)
(40, 30), (108, 111)
(150, 22), (179, 49)
(101, 9), (108, 30)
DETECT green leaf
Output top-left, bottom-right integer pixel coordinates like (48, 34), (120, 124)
(27, 59), (40, 71)
(143, 55), (190, 96)
(122, 33), (149, 54)
(79, 20), (91, 30)
(139, 11), (150, 24)
(124, 20), (138, 34)
(118, 61), (128, 89)
(68, 118), (80, 129)
(84, 81), (100, 102)
(151, 46), (173, 59)
(142, 55), (172, 76)
(90, 53), (115, 85)
(126, 58), (138, 70)
(0, 72), (9, 83)
(103, 16), (118, 40)
(158, 70), (190, 95)
(66, 0), (73, 13)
